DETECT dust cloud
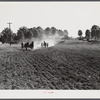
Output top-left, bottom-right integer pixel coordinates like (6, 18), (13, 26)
(18, 31), (66, 50)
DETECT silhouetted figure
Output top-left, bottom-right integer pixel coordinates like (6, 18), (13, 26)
(44, 41), (46, 48)
(24, 42), (29, 50)
(44, 41), (46, 44)
(41, 41), (49, 48)
(47, 43), (49, 47)
(30, 41), (34, 49)
(21, 42), (24, 49)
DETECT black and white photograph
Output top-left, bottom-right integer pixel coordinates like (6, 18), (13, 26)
(0, 1), (100, 90)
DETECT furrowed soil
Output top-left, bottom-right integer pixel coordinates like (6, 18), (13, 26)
(0, 40), (100, 89)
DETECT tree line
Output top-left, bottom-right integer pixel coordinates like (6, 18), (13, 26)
(0, 26), (69, 44)
(78, 25), (100, 41)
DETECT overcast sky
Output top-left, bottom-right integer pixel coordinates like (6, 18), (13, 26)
(0, 2), (100, 37)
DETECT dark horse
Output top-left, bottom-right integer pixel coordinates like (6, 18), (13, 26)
(41, 41), (49, 48)
(21, 41), (34, 50)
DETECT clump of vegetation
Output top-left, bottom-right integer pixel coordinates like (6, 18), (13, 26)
(78, 30), (83, 40)
(78, 25), (100, 42)
(0, 26), (69, 44)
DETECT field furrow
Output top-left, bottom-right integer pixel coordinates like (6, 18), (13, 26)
(0, 41), (100, 89)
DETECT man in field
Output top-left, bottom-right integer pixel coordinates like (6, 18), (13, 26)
(21, 42), (24, 49)
(30, 41), (34, 49)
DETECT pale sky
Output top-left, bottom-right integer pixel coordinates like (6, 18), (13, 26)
(0, 2), (100, 37)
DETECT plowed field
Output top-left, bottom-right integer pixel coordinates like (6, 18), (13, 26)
(0, 40), (100, 89)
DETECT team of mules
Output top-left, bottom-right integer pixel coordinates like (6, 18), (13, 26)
(21, 41), (49, 50)
(21, 41), (34, 50)
(41, 41), (49, 48)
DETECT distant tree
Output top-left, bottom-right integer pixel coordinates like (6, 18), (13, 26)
(17, 28), (24, 40)
(51, 27), (57, 35)
(96, 29), (100, 41)
(37, 26), (43, 34)
(20, 27), (30, 38)
(17, 26), (32, 41)
(85, 29), (90, 41)
(91, 25), (97, 40)
(29, 27), (39, 38)
(78, 30), (83, 37)
(91, 29), (96, 39)
(36, 26), (44, 38)
(64, 30), (68, 36)
(58, 30), (64, 36)
(0, 35), (5, 44)
(12, 33), (18, 43)
(91, 25), (100, 41)
(91, 25), (99, 30)
(13, 34), (19, 41)
(1, 27), (13, 43)
(45, 27), (51, 35)
(78, 30), (83, 40)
